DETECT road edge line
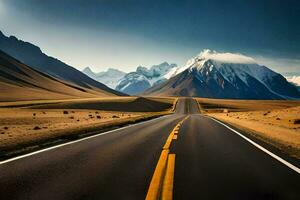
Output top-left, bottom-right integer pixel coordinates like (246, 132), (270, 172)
(207, 116), (300, 174)
(0, 115), (170, 165)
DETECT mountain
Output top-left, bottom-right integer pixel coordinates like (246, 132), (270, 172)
(82, 67), (126, 89)
(82, 67), (97, 79)
(0, 31), (124, 96)
(115, 62), (177, 94)
(286, 75), (300, 86)
(144, 50), (300, 99)
(0, 50), (120, 101)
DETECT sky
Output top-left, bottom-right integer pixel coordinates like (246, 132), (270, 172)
(0, 0), (299, 73)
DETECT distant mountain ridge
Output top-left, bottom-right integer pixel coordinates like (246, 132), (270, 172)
(83, 62), (177, 95)
(144, 50), (300, 99)
(116, 62), (177, 94)
(0, 31), (124, 96)
(82, 67), (126, 89)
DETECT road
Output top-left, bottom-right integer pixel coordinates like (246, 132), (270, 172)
(0, 98), (299, 199)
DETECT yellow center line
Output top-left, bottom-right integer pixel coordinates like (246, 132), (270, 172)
(162, 154), (176, 200)
(145, 150), (169, 200)
(146, 115), (190, 200)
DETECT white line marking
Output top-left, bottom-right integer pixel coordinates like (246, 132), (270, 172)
(207, 116), (300, 174)
(0, 115), (171, 165)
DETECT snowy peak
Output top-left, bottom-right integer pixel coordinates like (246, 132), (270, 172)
(144, 50), (300, 99)
(195, 49), (256, 64)
(82, 67), (95, 77)
(115, 62), (177, 94)
(81, 62), (177, 94)
(168, 49), (258, 78)
(82, 67), (126, 89)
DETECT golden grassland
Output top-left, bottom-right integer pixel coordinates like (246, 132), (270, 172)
(0, 97), (176, 158)
(196, 98), (300, 158)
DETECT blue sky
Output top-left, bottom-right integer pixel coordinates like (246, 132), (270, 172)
(0, 0), (299, 73)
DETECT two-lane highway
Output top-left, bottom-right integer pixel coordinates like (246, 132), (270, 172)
(0, 98), (299, 199)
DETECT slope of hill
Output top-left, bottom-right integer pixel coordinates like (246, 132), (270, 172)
(144, 50), (300, 99)
(0, 50), (120, 101)
(0, 31), (124, 96)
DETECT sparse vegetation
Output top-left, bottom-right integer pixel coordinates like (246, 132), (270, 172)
(33, 126), (41, 130)
(0, 97), (175, 159)
(294, 119), (300, 124)
(201, 98), (300, 158)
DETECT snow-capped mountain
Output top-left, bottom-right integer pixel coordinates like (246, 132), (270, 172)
(82, 67), (126, 89)
(115, 62), (177, 94)
(285, 75), (300, 92)
(144, 50), (300, 99)
(285, 76), (300, 86)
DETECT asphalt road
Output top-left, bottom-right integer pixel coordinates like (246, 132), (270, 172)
(0, 98), (299, 199)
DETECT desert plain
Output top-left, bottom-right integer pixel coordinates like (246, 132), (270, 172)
(196, 98), (300, 158)
(0, 97), (175, 159)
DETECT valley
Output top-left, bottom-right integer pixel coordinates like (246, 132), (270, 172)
(0, 16), (299, 199)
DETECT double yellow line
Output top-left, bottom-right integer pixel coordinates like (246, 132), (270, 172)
(146, 116), (189, 200)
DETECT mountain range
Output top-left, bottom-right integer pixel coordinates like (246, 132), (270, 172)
(0, 31), (124, 97)
(144, 50), (300, 99)
(82, 67), (126, 89)
(0, 50), (119, 101)
(82, 62), (177, 95)
(1, 30), (298, 100)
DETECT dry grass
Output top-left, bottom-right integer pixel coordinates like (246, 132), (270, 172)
(0, 97), (176, 158)
(195, 98), (300, 158)
(0, 108), (136, 150)
(196, 98), (300, 113)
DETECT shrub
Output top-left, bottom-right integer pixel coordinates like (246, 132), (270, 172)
(294, 119), (300, 124)
(33, 126), (41, 130)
